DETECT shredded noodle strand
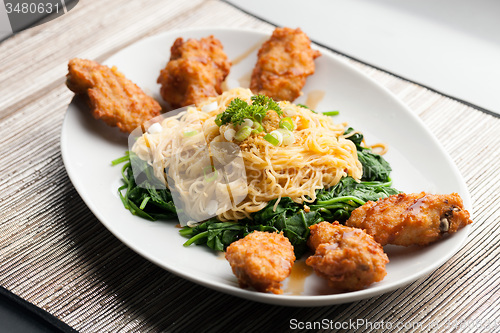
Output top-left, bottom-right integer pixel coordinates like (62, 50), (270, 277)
(133, 88), (363, 222)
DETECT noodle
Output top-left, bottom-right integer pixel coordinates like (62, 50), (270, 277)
(368, 143), (388, 155)
(132, 88), (363, 223)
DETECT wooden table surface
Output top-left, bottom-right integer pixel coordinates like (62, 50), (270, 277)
(1, 0), (499, 332)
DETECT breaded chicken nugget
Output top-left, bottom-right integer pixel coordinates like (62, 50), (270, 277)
(250, 27), (321, 102)
(346, 192), (473, 246)
(307, 220), (342, 251)
(157, 36), (231, 109)
(306, 222), (388, 291)
(66, 58), (161, 133)
(225, 231), (295, 294)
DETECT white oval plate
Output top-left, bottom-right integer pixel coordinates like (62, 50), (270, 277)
(61, 28), (471, 306)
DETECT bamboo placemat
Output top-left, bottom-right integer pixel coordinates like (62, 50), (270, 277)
(0, 0), (498, 332)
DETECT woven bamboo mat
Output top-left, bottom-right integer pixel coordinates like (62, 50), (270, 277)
(0, 0), (498, 332)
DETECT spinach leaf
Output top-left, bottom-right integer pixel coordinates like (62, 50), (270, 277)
(277, 210), (324, 257)
(181, 198), (323, 257)
(253, 198), (323, 256)
(253, 197), (299, 225)
(115, 126), (399, 258)
(311, 176), (400, 222)
(357, 150), (392, 182)
(344, 127), (392, 182)
(344, 127), (364, 149)
(180, 219), (249, 252)
(114, 152), (177, 221)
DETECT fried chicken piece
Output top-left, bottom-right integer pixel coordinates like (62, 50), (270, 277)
(66, 58), (161, 133)
(225, 231), (295, 294)
(306, 222), (388, 291)
(346, 192), (473, 246)
(157, 36), (231, 109)
(307, 220), (342, 251)
(250, 27), (321, 102)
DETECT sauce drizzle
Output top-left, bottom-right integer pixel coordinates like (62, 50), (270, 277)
(231, 38), (266, 66)
(285, 260), (313, 295)
(408, 195), (427, 214)
(305, 90), (325, 110)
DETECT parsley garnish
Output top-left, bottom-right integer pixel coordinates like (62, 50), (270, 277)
(215, 95), (282, 127)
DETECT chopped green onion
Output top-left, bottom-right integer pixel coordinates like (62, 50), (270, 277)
(270, 130), (284, 145)
(234, 126), (252, 141)
(203, 165), (218, 182)
(322, 111), (339, 116)
(242, 118), (254, 128)
(279, 117), (294, 131)
(139, 196), (150, 210)
(224, 128), (236, 141)
(252, 122), (264, 134)
(277, 128), (295, 145)
(183, 129), (198, 137)
(264, 133), (280, 146)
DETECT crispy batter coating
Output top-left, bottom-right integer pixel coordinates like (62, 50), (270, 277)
(157, 36), (231, 109)
(306, 222), (388, 291)
(250, 27), (321, 102)
(346, 192), (473, 246)
(66, 58), (161, 133)
(307, 220), (342, 251)
(225, 231), (295, 294)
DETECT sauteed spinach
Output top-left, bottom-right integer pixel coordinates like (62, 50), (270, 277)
(113, 127), (399, 257)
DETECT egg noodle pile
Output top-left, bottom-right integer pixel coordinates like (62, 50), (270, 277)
(132, 88), (362, 223)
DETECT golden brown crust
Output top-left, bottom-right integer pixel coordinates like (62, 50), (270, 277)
(225, 231), (295, 294)
(306, 222), (388, 291)
(157, 36), (231, 109)
(346, 192), (473, 246)
(250, 27), (321, 102)
(307, 220), (341, 252)
(66, 58), (161, 133)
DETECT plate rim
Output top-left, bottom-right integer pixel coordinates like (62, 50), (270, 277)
(60, 27), (471, 307)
